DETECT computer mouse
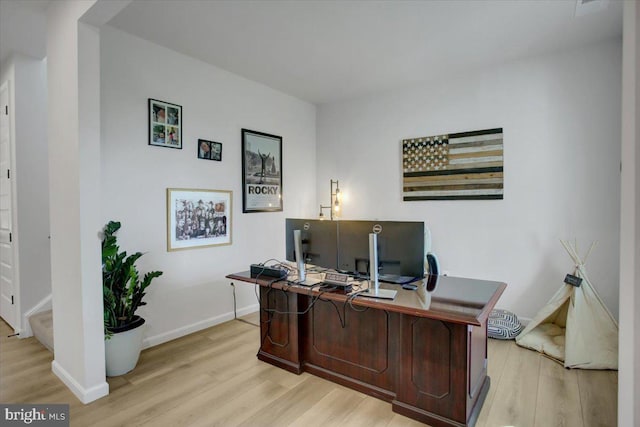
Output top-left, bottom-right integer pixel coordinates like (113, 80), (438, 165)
(402, 283), (418, 291)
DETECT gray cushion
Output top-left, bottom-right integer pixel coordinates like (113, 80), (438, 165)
(488, 309), (522, 340)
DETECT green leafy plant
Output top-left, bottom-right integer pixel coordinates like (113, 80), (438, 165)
(102, 221), (162, 339)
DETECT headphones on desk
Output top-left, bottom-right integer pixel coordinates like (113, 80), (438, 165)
(426, 253), (439, 276)
(424, 226), (440, 277)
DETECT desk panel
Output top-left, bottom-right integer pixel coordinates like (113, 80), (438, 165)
(311, 300), (390, 373)
(302, 299), (398, 399)
(258, 287), (301, 374)
(397, 316), (467, 423)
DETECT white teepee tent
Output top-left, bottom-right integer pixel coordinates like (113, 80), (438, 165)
(515, 241), (618, 370)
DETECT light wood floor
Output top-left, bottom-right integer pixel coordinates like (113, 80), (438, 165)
(0, 314), (617, 427)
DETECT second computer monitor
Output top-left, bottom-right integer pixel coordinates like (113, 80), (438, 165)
(337, 220), (425, 277)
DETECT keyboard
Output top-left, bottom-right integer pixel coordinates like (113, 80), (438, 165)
(379, 274), (419, 285)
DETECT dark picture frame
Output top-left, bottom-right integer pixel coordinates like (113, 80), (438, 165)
(197, 139), (222, 161)
(149, 98), (182, 149)
(241, 129), (283, 213)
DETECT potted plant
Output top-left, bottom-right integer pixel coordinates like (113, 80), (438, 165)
(102, 220), (162, 376)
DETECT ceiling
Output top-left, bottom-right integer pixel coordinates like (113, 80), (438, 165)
(0, 0), (49, 63)
(0, 0), (623, 105)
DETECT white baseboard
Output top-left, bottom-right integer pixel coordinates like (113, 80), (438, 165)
(235, 304), (260, 319)
(142, 304), (260, 349)
(21, 294), (53, 338)
(51, 360), (109, 404)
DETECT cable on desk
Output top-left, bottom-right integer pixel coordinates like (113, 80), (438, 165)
(254, 258), (294, 271)
(249, 260), (294, 349)
(261, 284), (327, 316)
(320, 286), (371, 329)
(347, 286), (371, 313)
(252, 258), (330, 350)
(251, 259), (292, 305)
(259, 283), (328, 350)
(252, 261), (370, 343)
(324, 299), (347, 328)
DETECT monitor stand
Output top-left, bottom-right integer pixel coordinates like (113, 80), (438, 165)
(363, 288), (397, 300)
(296, 277), (323, 287)
(365, 233), (397, 300)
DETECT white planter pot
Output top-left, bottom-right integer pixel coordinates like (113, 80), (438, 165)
(105, 317), (145, 377)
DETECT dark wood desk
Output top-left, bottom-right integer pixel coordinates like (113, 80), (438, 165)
(226, 271), (505, 427)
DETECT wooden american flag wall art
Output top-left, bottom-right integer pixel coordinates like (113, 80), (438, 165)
(402, 128), (503, 201)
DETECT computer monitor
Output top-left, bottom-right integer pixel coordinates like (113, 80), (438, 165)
(337, 220), (425, 278)
(285, 219), (338, 270)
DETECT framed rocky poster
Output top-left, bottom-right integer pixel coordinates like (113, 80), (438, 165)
(241, 129), (283, 213)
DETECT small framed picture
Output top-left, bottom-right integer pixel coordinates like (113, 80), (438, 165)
(149, 99), (182, 149)
(197, 139), (223, 161)
(211, 141), (222, 161)
(166, 188), (232, 251)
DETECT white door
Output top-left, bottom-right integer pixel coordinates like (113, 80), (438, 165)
(0, 81), (16, 329)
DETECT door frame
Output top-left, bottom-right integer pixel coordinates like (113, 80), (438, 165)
(0, 78), (21, 334)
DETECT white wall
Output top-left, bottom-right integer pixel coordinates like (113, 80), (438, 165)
(317, 39), (622, 320)
(47, 0), (108, 404)
(100, 26), (317, 346)
(619, 1), (639, 425)
(12, 55), (50, 333)
(0, 53), (51, 335)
